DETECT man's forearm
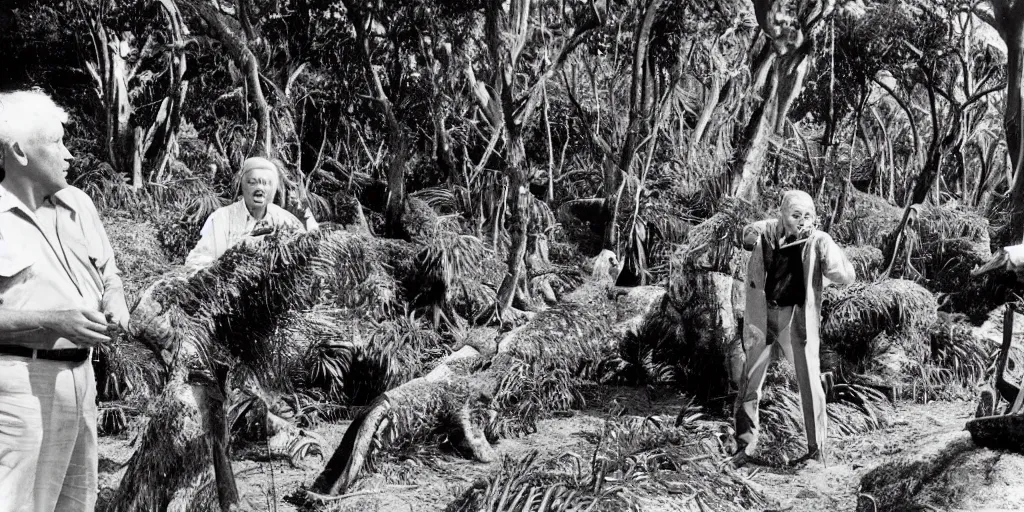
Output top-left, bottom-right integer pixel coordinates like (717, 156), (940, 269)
(0, 310), (47, 331)
(0, 310), (49, 343)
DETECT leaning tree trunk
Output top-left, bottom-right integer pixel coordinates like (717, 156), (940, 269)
(605, 0), (662, 251)
(733, 0), (834, 198)
(340, 0), (409, 238)
(732, 70), (778, 200)
(82, 17), (133, 183)
(143, 0), (190, 185)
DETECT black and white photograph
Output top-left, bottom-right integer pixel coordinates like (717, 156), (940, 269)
(1, 0), (1023, 510)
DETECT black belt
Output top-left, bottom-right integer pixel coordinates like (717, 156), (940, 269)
(0, 345), (91, 363)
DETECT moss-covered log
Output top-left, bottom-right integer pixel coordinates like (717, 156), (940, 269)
(308, 282), (622, 498)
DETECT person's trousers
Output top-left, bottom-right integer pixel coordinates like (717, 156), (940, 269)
(734, 305), (827, 457)
(0, 355), (98, 512)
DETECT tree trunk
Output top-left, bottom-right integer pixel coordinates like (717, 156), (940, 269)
(494, 146), (530, 318)
(690, 73), (721, 151)
(211, 367), (238, 510)
(1003, 23), (1024, 243)
(731, 74), (778, 200)
(773, 46), (812, 134)
(385, 129), (408, 237)
(191, 0), (272, 157)
(341, 0), (409, 237)
(601, 159), (619, 251)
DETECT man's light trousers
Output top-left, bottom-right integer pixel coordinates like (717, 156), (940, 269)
(0, 355), (98, 512)
(734, 305), (827, 457)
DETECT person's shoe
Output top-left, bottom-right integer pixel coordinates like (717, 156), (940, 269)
(787, 448), (823, 468)
(727, 450), (752, 469)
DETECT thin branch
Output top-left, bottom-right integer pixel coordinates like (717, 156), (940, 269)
(872, 76), (921, 156)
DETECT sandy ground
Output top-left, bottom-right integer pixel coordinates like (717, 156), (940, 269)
(96, 390), (982, 512)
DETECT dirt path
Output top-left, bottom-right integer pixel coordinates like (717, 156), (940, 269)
(749, 400), (972, 512)
(97, 395), (976, 511)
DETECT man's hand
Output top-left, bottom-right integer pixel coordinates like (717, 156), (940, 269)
(41, 309), (111, 347)
(251, 220), (276, 237)
(251, 217), (301, 237)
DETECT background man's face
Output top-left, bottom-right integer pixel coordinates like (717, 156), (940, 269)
(241, 167), (278, 213)
(781, 201), (816, 238)
(21, 118), (73, 193)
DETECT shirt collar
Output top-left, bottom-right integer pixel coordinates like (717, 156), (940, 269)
(233, 198), (273, 222)
(0, 185), (79, 214)
(0, 184), (25, 213)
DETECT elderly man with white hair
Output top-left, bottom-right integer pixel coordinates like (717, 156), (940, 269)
(730, 190), (856, 469)
(184, 156), (308, 268)
(0, 88), (129, 511)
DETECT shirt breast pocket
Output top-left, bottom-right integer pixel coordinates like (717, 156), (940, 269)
(0, 248), (33, 295)
(61, 228), (104, 274)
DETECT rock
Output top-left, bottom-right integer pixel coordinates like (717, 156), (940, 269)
(588, 249), (622, 283)
(967, 414), (1024, 454)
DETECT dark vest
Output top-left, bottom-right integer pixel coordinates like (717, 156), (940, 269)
(761, 233), (806, 307)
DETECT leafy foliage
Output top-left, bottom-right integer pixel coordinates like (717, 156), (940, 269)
(444, 450), (639, 512)
(821, 279), (938, 368)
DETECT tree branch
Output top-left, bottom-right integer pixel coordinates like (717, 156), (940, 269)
(872, 76), (921, 156)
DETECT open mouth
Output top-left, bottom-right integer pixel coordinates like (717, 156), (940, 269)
(251, 191), (266, 202)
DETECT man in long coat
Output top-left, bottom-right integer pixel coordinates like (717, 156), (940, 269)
(731, 190), (855, 467)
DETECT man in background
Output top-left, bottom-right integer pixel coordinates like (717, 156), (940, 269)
(731, 190), (855, 468)
(0, 88), (129, 511)
(185, 156), (306, 268)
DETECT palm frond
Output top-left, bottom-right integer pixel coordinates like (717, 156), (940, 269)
(444, 450), (639, 512)
(94, 332), (166, 402)
(674, 197), (763, 274)
(134, 227), (401, 391)
(488, 358), (588, 438)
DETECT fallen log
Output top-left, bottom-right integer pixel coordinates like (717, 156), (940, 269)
(308, 279), (629, 498)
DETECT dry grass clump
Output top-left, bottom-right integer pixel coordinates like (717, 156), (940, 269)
(915, 204), (991, 262)
(910, 312), (995, 402)
(821, 279), (937, 372)
(830, 189), (902, 247)
(843, 245), (884, 280)
(755, 358), (893, 466)
(103, 214), (174, 306)
(587, 418), (770, 511)
(444, 450), (639, 512)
